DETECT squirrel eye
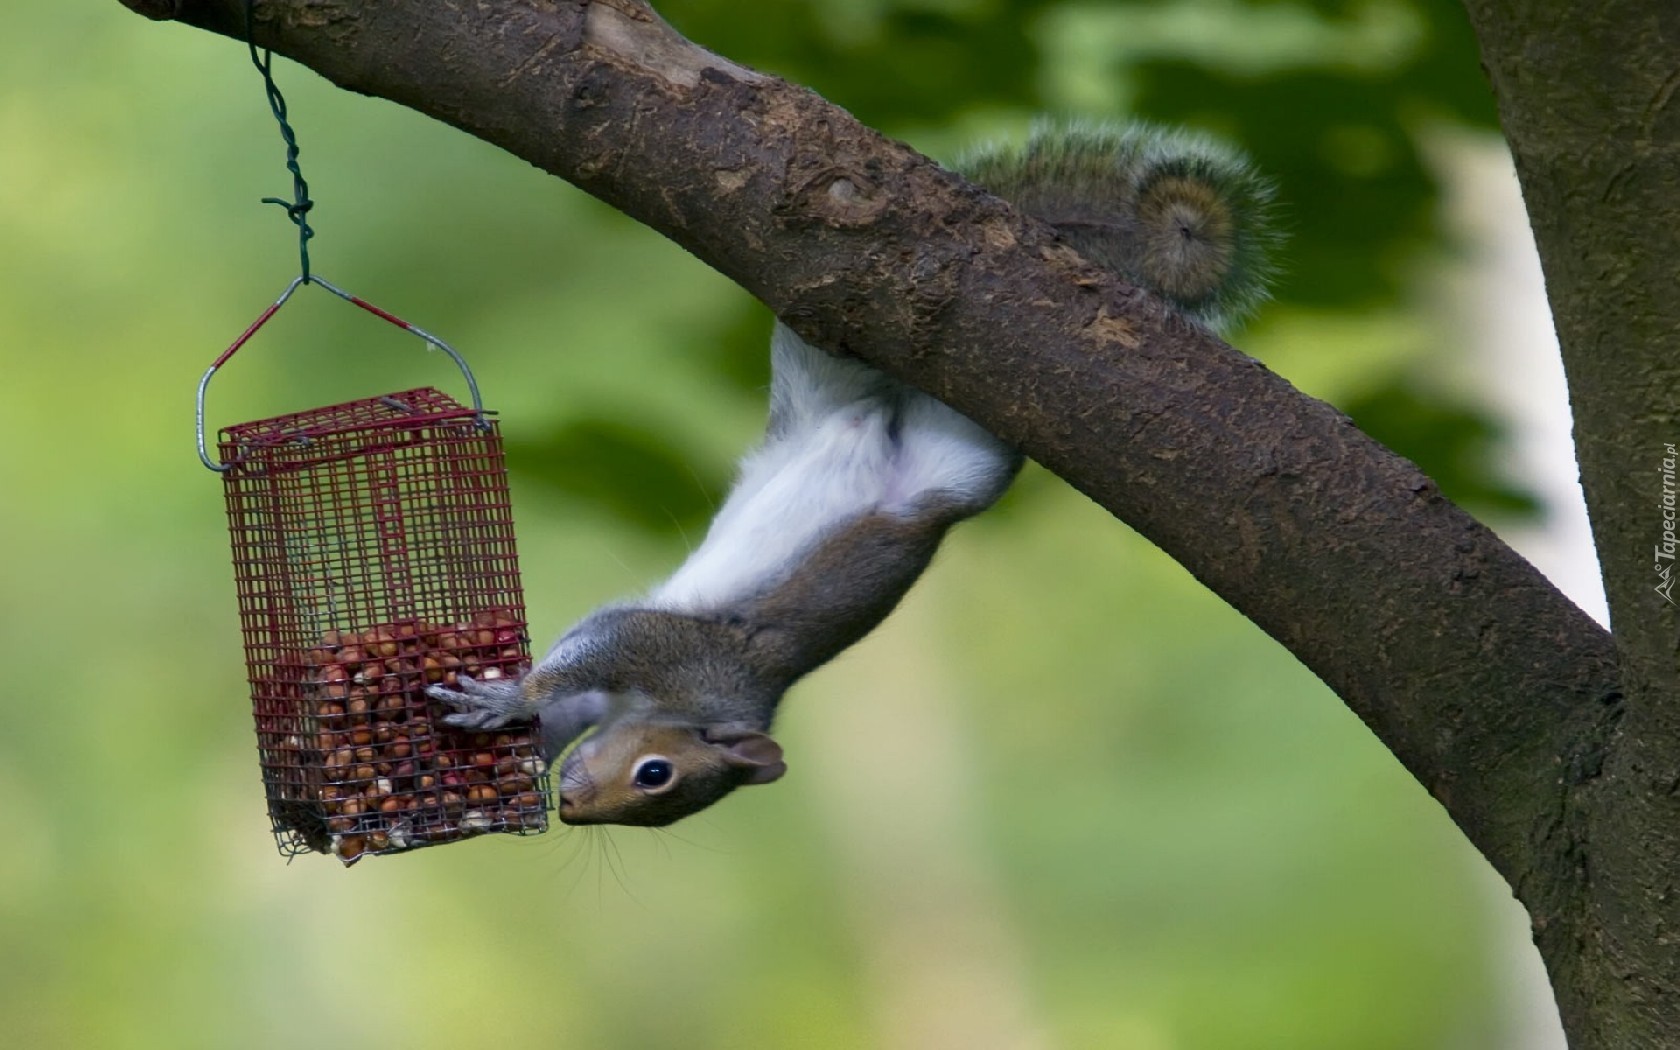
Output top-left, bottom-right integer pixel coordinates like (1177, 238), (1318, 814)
(633, 758), (674, 789)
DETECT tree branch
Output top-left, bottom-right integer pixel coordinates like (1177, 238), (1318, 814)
(125, 0), (1618, 960)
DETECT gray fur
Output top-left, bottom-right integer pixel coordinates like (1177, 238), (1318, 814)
(431, 120), (1274, 824)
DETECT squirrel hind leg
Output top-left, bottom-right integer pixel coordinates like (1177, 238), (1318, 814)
(884, 391), (1020, 520)
(767, 324), (896, 439)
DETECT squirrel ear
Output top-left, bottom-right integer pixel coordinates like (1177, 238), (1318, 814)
(706, 729), (786, 786)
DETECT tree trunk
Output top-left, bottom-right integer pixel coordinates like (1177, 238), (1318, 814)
(1459, 3), (1680, 1045)
(116, 0), (1661, 1043)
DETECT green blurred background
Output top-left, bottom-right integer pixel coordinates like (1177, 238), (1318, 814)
(1, 1), (1567, 1047)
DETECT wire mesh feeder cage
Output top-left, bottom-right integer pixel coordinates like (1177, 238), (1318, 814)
(200, 278), (551, 865)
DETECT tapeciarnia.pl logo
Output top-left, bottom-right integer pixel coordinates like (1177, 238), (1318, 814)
(1657, 442), (1677, 605)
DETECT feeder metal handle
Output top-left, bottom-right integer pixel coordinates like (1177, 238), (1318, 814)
(196, 274), (488, 472)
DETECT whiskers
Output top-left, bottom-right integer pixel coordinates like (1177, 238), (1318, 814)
(593, 825), (642, 909)
(533, 823), (643, 908)
(533, 819), (731, 906)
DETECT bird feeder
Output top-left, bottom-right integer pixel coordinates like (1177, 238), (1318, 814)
(199, 276), (551, 864)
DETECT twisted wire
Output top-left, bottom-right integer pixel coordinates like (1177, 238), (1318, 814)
(245, 0), (315, 281)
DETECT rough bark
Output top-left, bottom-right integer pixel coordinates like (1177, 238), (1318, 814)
(118, 0), (1637, 1043)
(1460, 3), (1680, 1046)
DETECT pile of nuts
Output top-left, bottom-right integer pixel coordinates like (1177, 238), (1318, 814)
(270, 611), (550, 864)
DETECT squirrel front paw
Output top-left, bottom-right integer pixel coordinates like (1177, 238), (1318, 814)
(426, 675), (536, 731)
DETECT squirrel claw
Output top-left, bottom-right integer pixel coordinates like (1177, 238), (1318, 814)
(425, 679), (532, 730)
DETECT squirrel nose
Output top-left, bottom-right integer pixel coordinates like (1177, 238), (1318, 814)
(556, 791), (598, 825)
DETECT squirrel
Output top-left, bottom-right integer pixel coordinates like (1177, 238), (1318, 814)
(427, 121), (1278, 826)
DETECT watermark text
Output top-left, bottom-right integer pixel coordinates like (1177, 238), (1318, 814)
(1656, 442), (1677, 605)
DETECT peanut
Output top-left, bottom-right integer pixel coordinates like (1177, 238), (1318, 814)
(290, 613), (547, 864)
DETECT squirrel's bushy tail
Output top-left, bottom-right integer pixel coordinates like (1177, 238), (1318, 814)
(957, 120), (1279, 330)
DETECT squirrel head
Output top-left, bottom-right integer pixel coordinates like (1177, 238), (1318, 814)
(555, 720), (786, 827)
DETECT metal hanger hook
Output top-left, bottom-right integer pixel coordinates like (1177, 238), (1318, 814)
(195, 275), (488, 472)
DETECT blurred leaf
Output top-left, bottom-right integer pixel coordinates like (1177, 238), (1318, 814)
(1124, 0), (1497, 310)
(1132, 64), (1438, 308)
(506, 417), (729, 537)
(687, 300), (775, 399)
(661, 0), (1057, 127)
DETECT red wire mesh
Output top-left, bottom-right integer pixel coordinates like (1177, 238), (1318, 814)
(219, 387), (549, 864)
